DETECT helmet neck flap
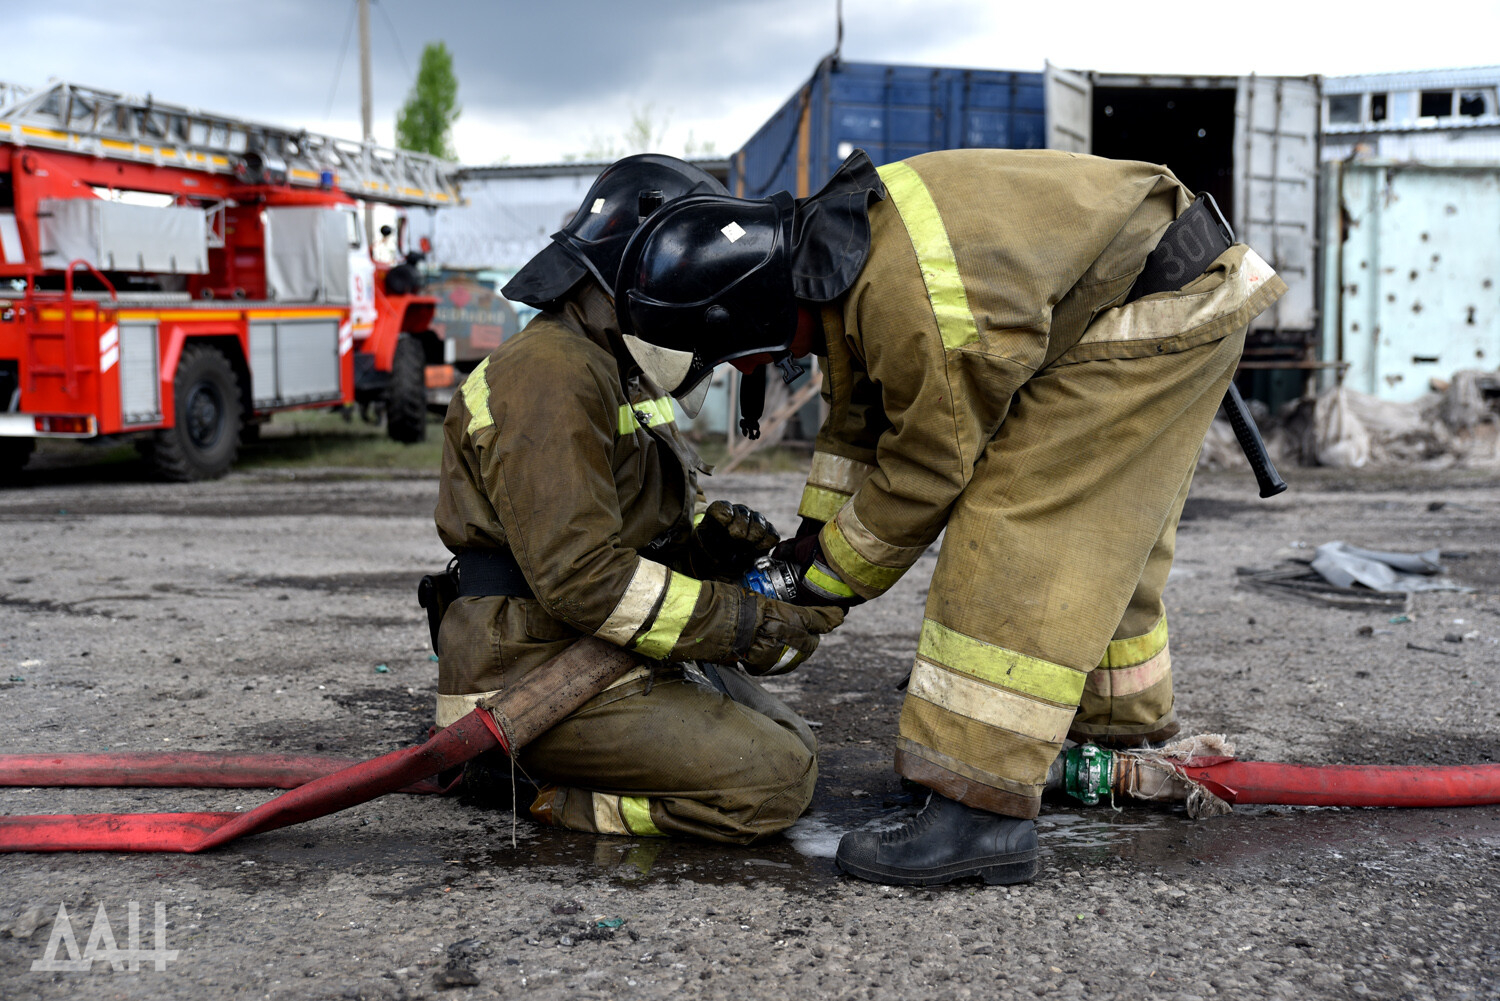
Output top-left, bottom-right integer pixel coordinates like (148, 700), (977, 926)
(791, 148), (887, 302)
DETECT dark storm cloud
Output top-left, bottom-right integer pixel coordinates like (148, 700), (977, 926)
(6, 0), (994, 157)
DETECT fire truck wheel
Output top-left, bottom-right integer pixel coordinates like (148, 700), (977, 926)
(386, 334), (427, 444)
(145, 344), (243, 482)
(0, 437), (35, 482)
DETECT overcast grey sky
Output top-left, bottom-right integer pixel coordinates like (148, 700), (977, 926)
(6, 0), (1500, 165)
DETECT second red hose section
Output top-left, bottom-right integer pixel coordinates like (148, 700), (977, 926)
(1179, 760), (1500, 807)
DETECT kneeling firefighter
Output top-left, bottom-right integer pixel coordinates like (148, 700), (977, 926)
(430, 154), (845, 844)
(613, 148), (1288, 883)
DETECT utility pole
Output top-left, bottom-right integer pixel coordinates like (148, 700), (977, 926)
(358, 0), (375, 247)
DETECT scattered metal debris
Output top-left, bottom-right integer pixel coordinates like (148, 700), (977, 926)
(1236, 565), (1412, 611)
(1238, 540), (1472, 608)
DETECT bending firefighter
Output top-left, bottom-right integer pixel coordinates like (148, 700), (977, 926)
(431, 155), (844, 844)
(613, 148), (1287, 884)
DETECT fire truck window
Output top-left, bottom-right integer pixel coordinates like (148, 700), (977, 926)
(1370, 93), (1388, 122)
(1327, 94), (1361, 124)
(1458, 91), (1489, 117)
(344, 211), (363, 250)
(1420, 90), (1453, 118)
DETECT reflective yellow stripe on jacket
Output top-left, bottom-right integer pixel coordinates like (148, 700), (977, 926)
(595, 559), (703, 660)
(797, 451), (878, 523)
(818, 501), (927, 599)
(875, 160), (981, 351)
(462, 358), (494, 436)
(618, 396), (677, 435)
(805, 563), (857, 599)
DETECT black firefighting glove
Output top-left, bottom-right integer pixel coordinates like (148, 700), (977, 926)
(770, 523), (863, 610)
(689, 500), (781, 581)
(735, 596), (844, 676)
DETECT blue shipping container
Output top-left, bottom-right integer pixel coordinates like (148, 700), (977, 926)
(731, 57), (1047, 199)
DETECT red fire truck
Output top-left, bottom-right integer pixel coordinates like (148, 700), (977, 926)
(0, 81), (461, 480)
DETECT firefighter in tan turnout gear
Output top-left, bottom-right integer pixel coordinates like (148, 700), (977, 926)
(612, 148), (1288, 884)
(433, 155), (844, 844)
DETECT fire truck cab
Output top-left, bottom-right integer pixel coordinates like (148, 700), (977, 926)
(0, 81), (460, 481)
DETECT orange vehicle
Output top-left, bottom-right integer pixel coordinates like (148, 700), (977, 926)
(0, 81), (460, 480)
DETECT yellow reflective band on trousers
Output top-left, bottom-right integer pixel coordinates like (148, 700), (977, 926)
(1089, 616), (1172, 699)
(875, 161), (980, 351)
(632, 570), (702, 660)
(586, 792), (665, 837)
(1099, 615), (1168, 668)
(907, 658), (1075, 743)
(618, 795), (664, 836)
(918, 619), (1087, 706)
(461, 358), (493, 436)
(806, 564), (856, 599)
(798, 484), (851, 523)
(618, 396), (678, 435)
(822, 521), (907, 593)
(1087, 647), (1171, 698)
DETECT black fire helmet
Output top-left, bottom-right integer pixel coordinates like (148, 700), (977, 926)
(613, 150), (885, 426)
(501, 153), (729, 310)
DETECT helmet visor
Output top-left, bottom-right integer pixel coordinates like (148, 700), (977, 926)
(622, 334), (694, 395)
(621, 334), (714, 418)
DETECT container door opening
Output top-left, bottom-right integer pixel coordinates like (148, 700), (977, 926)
(1090, 85), (1238, 223)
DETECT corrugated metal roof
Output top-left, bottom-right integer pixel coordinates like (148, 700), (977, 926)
(1324, 66), (1500, 94)
(1325, 117), (1500, 135)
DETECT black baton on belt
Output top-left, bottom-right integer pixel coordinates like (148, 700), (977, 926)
(1128, 194), (1287, 499)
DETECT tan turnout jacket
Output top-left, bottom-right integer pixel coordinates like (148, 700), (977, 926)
(795, 149), (1287, 816)
(433, 284), (757, 725)
(800, 149), (1285, 600)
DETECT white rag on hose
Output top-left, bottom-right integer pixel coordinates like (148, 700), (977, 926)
(1119, 734), (1237, 820)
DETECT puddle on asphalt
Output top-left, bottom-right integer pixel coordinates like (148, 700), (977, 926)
(1040, 802), (1500, 879)
(446, 799), (1500, 891)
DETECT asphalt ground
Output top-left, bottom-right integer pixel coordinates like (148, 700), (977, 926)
(0, 457), (1497, 1000)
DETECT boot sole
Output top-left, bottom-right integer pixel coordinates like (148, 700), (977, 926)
(835, 848), (1039, 887)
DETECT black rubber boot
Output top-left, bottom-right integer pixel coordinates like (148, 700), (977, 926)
(835, 792), (1038, 887)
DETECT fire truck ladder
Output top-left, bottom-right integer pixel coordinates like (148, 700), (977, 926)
(0, 80), (460, 209)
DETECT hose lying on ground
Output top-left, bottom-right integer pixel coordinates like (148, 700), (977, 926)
(1049, 735), (1500, 818)
(0, 751), (453, 793)
(0, 639), (638, 853)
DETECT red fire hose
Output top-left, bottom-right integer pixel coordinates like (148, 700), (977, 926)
(0, 707), (505, 853)
(0, 751), (451, 794)
(0, 637), (639, 854)
(1177, 758), (1500, 808)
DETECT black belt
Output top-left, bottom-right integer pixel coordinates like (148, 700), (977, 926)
(456, 548), (535, 598)
(1125, 193), (1236, 303)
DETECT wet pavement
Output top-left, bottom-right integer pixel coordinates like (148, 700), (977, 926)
(1, 464), (1497, 1000)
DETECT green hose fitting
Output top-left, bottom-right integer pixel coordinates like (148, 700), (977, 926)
(1063, 744), (1115, 805)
